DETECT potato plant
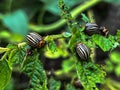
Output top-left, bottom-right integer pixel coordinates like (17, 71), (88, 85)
(0, 0), (120, 90)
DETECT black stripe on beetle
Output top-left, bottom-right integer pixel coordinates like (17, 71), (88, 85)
(26, 32), (45, 48)
(84, 23), (109, 36)
(76, 43), (90, 60)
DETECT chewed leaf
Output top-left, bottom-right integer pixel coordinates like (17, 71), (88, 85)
(76, 61), (106, 90)
(22, 50), (47, 90)
(2, 10), (28, 36)
(92, 34), (113, 51)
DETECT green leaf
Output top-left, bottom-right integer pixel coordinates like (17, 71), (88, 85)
(48, 41), (57, 53)
(62, 32), (72, 38)
(5, 79), (14, 90)
(105, 60), (114, 72)
(45, 49), (61, 59)
(49, 77), (61, 90)
(0, 60), (12, 90)
(110, 52), (120, 63)
(0, 31), (11, 38)
(22, 50), (48, 90)
(76, 61), (106, 90)
(2, 10), (28, 36)
(108, 35), (119, 49)
(92, 34), (113, 51)
(45, 39), (69, 59)
(115, 65), (120, 76)
(62, 57), (75, 73)
(81, 13), (90, 22)
(8, 47), (26, 69)
(66, 84), (76, 90)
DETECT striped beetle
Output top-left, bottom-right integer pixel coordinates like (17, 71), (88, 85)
(84, 23), (109, 36)
(26, 32), (45, 48)
(76, 43), (90, 60)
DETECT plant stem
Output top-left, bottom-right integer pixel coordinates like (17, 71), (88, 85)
(44, 32), (71, 41)
(18, 42), (27, 48)
(29, 0), (101, 32)
(1, 52), (9, 60)
(8, 0), (13, 12)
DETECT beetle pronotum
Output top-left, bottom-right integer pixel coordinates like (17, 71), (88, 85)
(84, 23), (109, 36)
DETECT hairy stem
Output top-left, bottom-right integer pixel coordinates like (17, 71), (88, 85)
(29, 0), (100, 32)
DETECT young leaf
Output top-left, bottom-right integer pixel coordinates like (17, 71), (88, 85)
(76, 61), (105, 90)
(48, 41), (57, 53)
(0, 60), (12, 90)
(92, 34), (113, 51)
(49, 77), (61, 90)
(2, 10), (28, 36)
(45, 39), (69, 59)
(62, 32), (72, 38)
(81, 13), (90, 23)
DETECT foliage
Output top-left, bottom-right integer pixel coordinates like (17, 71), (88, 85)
(66, 84), (76, 90)
(22, 50), (47, 90)
(49, 77), (61, 90)
(0, 0), (120, 90)
(2, 10), (28, 36)
(76, 61), (105, 90)
(0, 60), (11, 90)
(106, 52), (120, 76)
(92, 35), (118, 51)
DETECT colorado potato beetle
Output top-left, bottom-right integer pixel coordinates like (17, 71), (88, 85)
(84, 23), (100, 36)
(76, 43), (90, 60)
(84, 23), (109, 36)
(26, 32), (45, 48)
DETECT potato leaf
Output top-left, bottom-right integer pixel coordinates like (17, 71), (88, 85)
(2, 10), (28, 36)
(0, 60), (12, 90)
(92, 34), (113, 51)
(76, 61), (106, 90)
(49, 77), (61, 90)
